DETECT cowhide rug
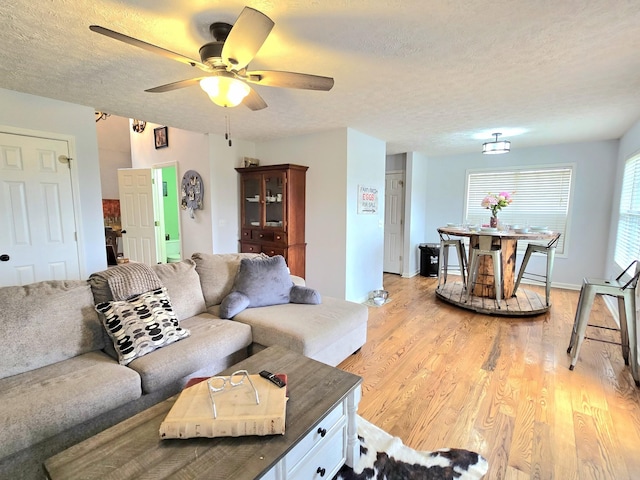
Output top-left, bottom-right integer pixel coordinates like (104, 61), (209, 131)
(332, 416), (488, 480)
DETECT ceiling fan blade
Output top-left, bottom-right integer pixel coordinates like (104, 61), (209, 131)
(221, 7), (274, 71)
(89, 25), (211, 72)
(246, 70), (334, 91)
(145, 77), (207, 93)
(243, 87), (268, 111)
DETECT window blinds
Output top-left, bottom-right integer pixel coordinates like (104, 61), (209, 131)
(615, 154), (640, 268)
(465, 167), (573, 253)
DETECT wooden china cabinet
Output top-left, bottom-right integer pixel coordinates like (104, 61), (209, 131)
(235, 164), (308, 277)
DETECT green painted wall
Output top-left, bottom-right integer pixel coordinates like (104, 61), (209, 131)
(162, 166), (180, 241)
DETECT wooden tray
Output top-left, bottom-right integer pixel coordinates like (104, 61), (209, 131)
(159, 374), (287, 439)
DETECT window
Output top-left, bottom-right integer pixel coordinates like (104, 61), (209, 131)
(614, 154), (640, 269)
(465, 166), (574, 253)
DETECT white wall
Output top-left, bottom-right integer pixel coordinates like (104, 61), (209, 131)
(209, 135), (256, 254)
(404, 152), (429, 277)
(256, 128), (385, 302)
(425, 140), (619, 287)
(256, 129), (349, 298)
(96, 115), (132, 199)
(345, 128), (386, 301)
(0, 88), (106, 277)
(130, 123), (213, 258)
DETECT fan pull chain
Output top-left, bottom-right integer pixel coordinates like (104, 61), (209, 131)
(225, 115), (232, 147)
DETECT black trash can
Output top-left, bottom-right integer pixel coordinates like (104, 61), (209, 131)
(419, 243), (439, 277)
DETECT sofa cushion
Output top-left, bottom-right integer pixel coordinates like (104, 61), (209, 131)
(0, 280), (104, 379)
(95, 287), (190, 365)
(192, 252), (264, 307)
(219, 255), (294, 318)
(152, 259), (207, 320)
(0, 350), (141, 460)
(126, 313), (252, 393)
(233, 296), (368, 366)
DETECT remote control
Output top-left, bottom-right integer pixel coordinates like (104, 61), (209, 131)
(259, 370), (286, 388)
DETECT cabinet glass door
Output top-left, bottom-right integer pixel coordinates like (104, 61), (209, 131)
(242, 174), (262, 228)
(263, 172), (285, 229)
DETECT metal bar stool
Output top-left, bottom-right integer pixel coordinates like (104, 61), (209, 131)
(567, 260), (640, 386)
(513, 232), (561, 306)
(466, 235), (502, 308)
(437, 232), (467, 289)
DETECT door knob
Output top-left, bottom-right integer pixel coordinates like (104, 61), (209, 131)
(0, 254), (10, 262)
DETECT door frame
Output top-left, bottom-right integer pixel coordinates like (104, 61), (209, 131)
(0, 124), (85, 278)
(152, 161), (183, 263)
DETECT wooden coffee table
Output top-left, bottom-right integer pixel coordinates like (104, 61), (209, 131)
(45, 346), (362, 480)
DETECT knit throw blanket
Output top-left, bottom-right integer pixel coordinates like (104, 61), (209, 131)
(93, 263), (163, 301)
(333, 416), (488, 480)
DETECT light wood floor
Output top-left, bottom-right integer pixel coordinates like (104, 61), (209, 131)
(337, 273), (640, 480)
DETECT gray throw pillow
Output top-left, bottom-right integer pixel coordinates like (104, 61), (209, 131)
(219, 255), (322, 318)
(290, 285), (322, 304)
(219, 291), (252, 319)
(237, 255), (293, 306)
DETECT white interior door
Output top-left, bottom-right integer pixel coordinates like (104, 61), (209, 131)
(0, 132), (80, 286)
(383, 172), (404, 274)
(118, 168), (158, 265)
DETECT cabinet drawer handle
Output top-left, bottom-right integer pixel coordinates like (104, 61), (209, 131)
(317, 427), (327, 437)
(259, 234), (264, 238)
(316, 467), (326, 477)
(276, 235), (281, 240)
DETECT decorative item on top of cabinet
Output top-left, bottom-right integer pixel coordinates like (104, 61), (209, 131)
(235, 164), (308, 278)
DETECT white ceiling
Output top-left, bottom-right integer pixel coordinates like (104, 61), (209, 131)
(2, 0), (640, 155)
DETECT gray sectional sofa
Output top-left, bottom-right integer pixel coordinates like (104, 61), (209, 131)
(0, 253), (368, 480)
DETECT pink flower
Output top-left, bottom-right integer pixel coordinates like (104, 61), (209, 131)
(481, 195), (498, 208)
(482, 191), (514, 215)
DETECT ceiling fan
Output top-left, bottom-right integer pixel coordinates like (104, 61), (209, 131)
(89, 6), (334, 110)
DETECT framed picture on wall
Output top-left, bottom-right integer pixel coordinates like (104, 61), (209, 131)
(154, 126), (168, 149)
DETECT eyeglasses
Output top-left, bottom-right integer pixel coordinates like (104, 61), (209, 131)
(207, 370), (260, 419)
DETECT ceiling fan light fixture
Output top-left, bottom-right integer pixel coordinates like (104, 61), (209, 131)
(482, 133), (511, 154)
(200, 75), (250, 108)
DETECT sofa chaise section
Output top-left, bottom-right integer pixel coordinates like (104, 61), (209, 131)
(192, 252), (368, 366)
(232, 297), (368, 367)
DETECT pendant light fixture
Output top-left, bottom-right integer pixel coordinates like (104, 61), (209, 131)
(482, 133), (511, 154)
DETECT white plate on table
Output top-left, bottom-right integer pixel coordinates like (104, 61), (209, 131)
(480, 227), (498, 233)
(529, 226), (548, 231)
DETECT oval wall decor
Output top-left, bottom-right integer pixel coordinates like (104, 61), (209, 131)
(181, 170), (203, 218)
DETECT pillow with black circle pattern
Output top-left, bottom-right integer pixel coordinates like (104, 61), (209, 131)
(95, 287), (190, 365)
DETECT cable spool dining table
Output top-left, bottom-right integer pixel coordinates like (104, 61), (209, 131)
(436, 226), (558, 315)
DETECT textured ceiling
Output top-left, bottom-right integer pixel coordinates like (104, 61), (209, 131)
(2, 0), (640, 155)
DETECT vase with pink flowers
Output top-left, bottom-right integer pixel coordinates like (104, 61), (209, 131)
(481, 192), (513, 227)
